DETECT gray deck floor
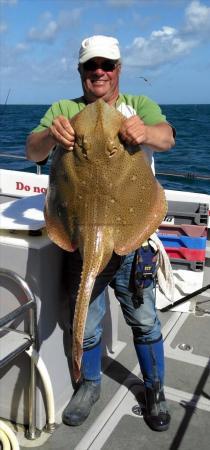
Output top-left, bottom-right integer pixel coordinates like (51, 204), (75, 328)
(17, 300), (210, 450)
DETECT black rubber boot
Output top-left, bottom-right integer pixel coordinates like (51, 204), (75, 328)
(144, 385), (170, 431)
(62, 380), (101, 426)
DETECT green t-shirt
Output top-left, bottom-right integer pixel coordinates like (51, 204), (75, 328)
(32, 93), (166, 133)
(32, 93), (169, 170)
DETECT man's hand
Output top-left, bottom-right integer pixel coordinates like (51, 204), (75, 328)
(119, 116), (175, 151)
(49, 115), (75, 150)
(119, 116), (147, 146)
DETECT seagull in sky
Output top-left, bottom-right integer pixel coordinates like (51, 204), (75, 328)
(137, 76), (152, 86)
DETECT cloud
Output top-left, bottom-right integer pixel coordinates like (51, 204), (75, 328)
(0, 7), (83, 90)
(1, 0), (209, 103)
(0, 0), (17, 4)
(0, 36), (77, 89)
(151, 26), (177, 39)
(123, 0), (210, 69)
(15, 42), (29, 52)
(21, 54), (77, 87)
(107, 0), (136, 5)
(28, 20), (58, 43)
(185, 0), (210, 33)
(27, 8), (82, 44)
(0, 21), (7, 32)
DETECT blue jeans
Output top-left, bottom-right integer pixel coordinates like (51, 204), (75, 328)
(65, 250), (162, 350)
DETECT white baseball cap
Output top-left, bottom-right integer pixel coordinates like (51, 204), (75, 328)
(79, 35), (121, 64)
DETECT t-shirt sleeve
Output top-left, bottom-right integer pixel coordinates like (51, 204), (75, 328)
(137, 96), (176, 137)
(30, 102), (65, 165)
(30, 99), (85, 164)
(137, 96), (166, 125)
(31, 99), (85, 133)
(32, 102), (64, 133)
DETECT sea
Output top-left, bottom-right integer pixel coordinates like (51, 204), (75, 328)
(0, 104), (210, 195)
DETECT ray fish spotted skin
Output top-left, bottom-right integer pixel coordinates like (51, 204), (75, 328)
(44, 99), (167, 381)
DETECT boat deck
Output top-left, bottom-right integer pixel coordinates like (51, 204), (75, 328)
(0, 172), (210, 450)
(16, 300), (210, 450)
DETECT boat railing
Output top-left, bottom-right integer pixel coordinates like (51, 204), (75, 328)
(1, 152), (210, 181)
(0, 268), (38, 439)
(0, 152), (43, 175)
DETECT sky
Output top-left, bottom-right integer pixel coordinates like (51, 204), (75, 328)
(0, 0), (210, 105)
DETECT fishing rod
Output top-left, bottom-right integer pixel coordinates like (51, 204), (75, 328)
(160, 283), (210, 312)
(0, 88), (11, 116)
(4, 88), (11, 106)
(156, 171), (210, 181)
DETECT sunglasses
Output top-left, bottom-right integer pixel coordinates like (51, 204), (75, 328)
(83, 60), (118, 72)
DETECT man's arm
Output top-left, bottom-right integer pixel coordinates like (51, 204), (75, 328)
(119, 116), (175, 151)
(26, 115), (75, 162)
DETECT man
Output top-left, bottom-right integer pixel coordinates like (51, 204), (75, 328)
(26, 35), (175, 432)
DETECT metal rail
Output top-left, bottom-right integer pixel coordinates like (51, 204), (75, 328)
(1, 152), (210, 181)
(0, 268), (39, 439)
(157, 171), (210, 181)
(0, 152), (42, 174)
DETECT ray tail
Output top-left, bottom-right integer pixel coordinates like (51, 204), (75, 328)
(72, 225), (114, 382)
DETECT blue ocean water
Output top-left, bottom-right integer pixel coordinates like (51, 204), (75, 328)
(0, 104), (209, 195)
